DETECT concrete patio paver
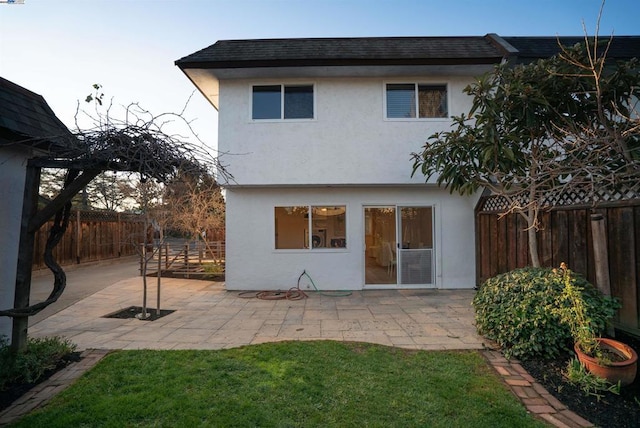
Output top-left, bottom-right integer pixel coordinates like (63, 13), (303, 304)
(0, 267), (594, 427)
(28, 277), (486, 351)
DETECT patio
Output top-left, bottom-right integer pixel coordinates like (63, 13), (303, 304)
(28, 277), (485, 351)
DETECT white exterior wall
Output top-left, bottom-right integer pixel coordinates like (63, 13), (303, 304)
(218, 73), (481, 291)
(218, 76), (474, 186)
(0, 147), (30, 341)
(225, 186), (479, 291)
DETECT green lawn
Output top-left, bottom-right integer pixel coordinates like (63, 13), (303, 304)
(10, 341), (545, 427)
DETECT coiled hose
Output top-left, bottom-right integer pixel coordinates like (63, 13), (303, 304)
(238, 270), (352, 300)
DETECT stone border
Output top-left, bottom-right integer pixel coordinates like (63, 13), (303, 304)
(0, 349), (110, 426)
(482, 350), (593, 428)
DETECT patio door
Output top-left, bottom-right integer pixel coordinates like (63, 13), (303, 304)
(364, 206), (434, 287)
(397, 207), (434, 286)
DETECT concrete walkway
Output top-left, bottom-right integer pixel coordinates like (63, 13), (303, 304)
(29, 257), (141, 325)
(8, 261), (592, 427)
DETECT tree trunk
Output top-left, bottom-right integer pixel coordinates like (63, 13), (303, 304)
(528, 224), (541, 268)
(527, 204), (541, 268)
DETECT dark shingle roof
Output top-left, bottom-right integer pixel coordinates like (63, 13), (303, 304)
(505, 36), (640, 62)
(176, 35), (640, 71)
(0, 76), (75, 151)
(176, 36), (507, 69)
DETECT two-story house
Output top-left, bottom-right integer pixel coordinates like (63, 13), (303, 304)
(174, 34), (638, 292)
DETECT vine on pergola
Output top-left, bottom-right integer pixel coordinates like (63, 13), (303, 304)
(0, 94), (231, 321)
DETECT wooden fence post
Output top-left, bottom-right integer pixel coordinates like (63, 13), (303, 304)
(75, 210), (81, 264)
(590, 212), (614, 337)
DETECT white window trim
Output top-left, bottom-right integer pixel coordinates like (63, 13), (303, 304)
(383, 81), (449, 121)
(251, 83), (317, 122)
(273, 204), (348, 252)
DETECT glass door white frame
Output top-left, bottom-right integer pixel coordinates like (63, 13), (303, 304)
(363, 205), (436, 289)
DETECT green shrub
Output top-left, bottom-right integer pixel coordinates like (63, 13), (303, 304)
(202, 262), (224, 274)
(0, 336), (77, 390)
(473, 267), (617, 360)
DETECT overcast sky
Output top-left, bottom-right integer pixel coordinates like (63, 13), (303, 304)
(1, 0), (638, 151)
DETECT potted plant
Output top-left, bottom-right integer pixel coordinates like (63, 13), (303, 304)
(555, 263), (637, 386)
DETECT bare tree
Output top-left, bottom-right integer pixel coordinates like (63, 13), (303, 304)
(84, 171), (136, 211)
(164, 172), (225, 245)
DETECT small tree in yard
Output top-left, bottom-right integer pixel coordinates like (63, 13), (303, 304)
(412, 34), (639, 268)
(164, 171), (225, 246)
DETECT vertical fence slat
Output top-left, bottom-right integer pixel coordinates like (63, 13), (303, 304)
(608, 206), (637, 329)
(476, 198), (640, 335)
(552, 210), (569, 268)
(569, 209), (588, 277)
(497, 216), (508, 274)
(32, 210), (146, 269)
(635, 206), (640, 330)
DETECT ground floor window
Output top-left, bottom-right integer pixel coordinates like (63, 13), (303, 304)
(275, 205), (346, 249)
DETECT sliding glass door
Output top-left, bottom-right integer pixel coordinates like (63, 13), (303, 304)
(398, 207), (434, 285)
(364, 206), (434, 287)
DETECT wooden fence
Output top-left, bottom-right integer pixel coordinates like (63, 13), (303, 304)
(32, 210), (146, 269)
(475, 196), (639, 335)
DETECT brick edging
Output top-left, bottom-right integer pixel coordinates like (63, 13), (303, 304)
(0, 349), (110, 426)
(482, 350), (594, 428)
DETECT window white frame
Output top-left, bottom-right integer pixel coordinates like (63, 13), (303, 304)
(384, 82), (449, 120)
(274, 205), (347, 250)
(252, 83), (316, 121)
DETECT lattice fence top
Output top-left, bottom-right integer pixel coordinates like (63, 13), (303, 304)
(478, 183), (640, 213)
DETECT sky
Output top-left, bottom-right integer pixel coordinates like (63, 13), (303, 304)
(0, 0), (638, 153)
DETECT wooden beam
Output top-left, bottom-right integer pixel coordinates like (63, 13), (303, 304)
(11, 166), (41, 353)
(11, 167), (101, 352)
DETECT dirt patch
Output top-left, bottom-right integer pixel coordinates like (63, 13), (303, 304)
(521, 331), (640, 428)
(102, 306), (175, 321)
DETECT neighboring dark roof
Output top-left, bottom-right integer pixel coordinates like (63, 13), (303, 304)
(176, 34), (640, 71)
(504, 36), (640, 62)
(0, 76), (75, 151)
(176, 36), (507, 69)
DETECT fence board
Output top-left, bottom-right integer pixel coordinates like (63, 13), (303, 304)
(636, 206), (640, 329)
(569, 210), (588, 276)
(476, 197), (640, 334)
(32, 210), (146, 269)
(608, 207), (637, 329)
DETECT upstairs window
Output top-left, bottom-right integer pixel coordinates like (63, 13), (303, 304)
(386, 83), (448, 119)
(252, 84), (314, 120)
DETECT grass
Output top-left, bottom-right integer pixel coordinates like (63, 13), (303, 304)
(9, 341), (545, 427)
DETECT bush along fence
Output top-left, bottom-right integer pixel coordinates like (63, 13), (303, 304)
(475, 193), (639, 336)
(32, 210), (146, 269)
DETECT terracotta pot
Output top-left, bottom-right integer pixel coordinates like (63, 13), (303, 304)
(574, 338), (638, 386)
